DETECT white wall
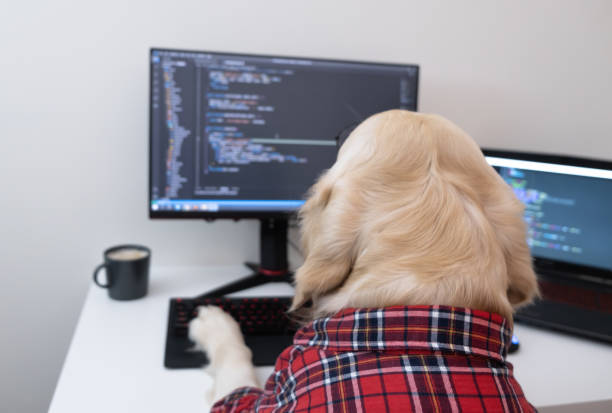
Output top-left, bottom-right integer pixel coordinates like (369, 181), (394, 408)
(1, 1), (610, 411)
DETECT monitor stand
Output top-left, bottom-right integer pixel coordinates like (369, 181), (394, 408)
(195, 218), (293, 299)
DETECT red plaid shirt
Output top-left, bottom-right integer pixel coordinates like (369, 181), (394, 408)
(211, 306), (535, 412)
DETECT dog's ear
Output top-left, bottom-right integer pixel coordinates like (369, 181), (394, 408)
(504, 228), (540, 307)
(290, 174), (358, 312)
(484, 179), (540, 308)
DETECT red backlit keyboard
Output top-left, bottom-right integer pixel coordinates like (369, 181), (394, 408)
(164, 296), (296, 368)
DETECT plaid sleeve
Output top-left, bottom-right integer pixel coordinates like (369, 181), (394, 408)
(209, 346), (295, 413)
(210, 387), (264, 413)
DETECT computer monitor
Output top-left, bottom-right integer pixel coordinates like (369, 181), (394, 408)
(484, 149), (612, 278)
(149, 48), (418, 218)
(149, 48), (419, 296)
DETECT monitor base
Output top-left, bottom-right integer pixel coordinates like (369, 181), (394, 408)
(196, 262), (293, 299)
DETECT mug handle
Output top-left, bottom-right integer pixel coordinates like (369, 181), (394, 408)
(93, 263), (109, 288)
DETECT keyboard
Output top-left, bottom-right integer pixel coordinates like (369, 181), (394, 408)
(164, 296), (297, 368)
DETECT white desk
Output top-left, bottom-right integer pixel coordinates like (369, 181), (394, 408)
(49, 266), (612, 412)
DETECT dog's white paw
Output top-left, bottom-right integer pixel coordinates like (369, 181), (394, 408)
(189, 306), (260, 401)
(188, 305), (243, 356)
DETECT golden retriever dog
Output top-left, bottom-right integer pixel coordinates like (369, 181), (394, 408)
(190, 109), (539, 412)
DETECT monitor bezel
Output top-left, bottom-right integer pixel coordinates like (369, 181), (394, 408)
(483, 148), (612, 280)
(148, 47), (419, 220)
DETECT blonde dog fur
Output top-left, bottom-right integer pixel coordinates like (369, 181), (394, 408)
(189, 109), (539, 404)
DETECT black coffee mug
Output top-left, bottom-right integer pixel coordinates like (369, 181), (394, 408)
(93, 245), (151, 300)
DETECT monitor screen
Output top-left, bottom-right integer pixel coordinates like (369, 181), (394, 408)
(149, 48), (419, 217)
(485, 150), (612, 275)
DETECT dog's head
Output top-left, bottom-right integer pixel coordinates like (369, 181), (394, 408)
(291, 110), (538, 324)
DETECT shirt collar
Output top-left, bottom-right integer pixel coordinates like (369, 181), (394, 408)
(293, 305), (511, 363)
